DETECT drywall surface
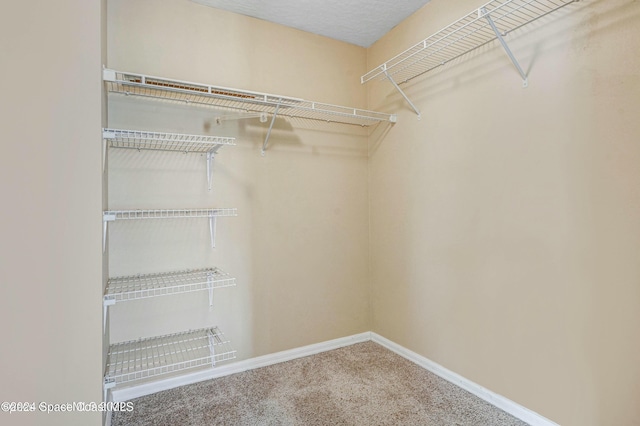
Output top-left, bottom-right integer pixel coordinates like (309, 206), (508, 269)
(106, 0), (370, 359)
(367, 0), (640, 425)
(0, 1), (103, 425)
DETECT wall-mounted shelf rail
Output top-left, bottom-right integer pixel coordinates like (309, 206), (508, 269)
(103, 327), (235, 393)
(103, 268), (235, 331)
(102, 208), (238, 252)
(361, 0), (576, 117)
(104, 68), (397, 154)
(103, 128), (235, 190)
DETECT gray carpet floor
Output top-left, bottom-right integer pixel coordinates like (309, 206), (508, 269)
(111, 341), (529, 425)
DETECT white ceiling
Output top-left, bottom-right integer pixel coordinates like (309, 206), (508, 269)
(190, 0), (431, 48)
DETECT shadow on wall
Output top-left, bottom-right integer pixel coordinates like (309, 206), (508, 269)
(368, 121), (396, 156)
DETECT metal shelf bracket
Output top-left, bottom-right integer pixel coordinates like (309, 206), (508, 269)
(103, 377), (116, 402)
(208, 330), (217, 367)
(206, 145), (223, 191)
(102, 130), (113, 173)
(261, 102), (281, 156)
(206, 271), (215, 308)
(384, 69), (422, 119)
(103, 298), (115, 334)
(480, 7), (529, 88)
(103, 212), (116, 253)
(209, 214), (217, 248)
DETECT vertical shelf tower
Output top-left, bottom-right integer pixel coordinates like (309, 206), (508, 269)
(102, 67), (395, 397)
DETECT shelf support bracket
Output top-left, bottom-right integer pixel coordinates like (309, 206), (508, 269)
(208, 330), (217, 367)
(102, 129), (116, 173)
(103, 212), (116, 253)
(206, 145), (224, 191)
(103, 298), (115, 334)
(206, 271), (214, 308)
(209, 214), (217, 248)
(102, 130), (115, 173)
(103, 378), (115, 402)
(384, 70), (421, 119)
(480, 8), (528, 88)
(102, 139), (107, 173)
(262, 102), (281, 156)
(103, 221), (108, 253)
(206, 152), (214, 191)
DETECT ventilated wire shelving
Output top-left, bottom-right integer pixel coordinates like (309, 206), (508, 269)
(104, 68), (397, 154)
(103, 268), (236, 330)
(103, 128), (235, 190)
(102, 268), (236, 331)
(362, 0), (577, 117)
(102, 208), (238, 252)
(104, 327), (235, 389)
(103, 208), (237, 220)
(105, 268), (235, 304)
(103, 128), (235, 153)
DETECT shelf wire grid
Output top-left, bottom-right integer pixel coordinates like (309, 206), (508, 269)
(104, 208), (238, 221)
(362, 0), (576, 85)
(104, 268), (235, 304)
(104, 69), (395, 126)
(103, 128), (235, 153)
(105, 327), (235, 386)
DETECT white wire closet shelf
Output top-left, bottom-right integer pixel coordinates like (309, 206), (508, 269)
(104, 327), (235, 390)
(103, 128), (235, 153)
(104, 268), (236, 304)
(102, 208), (238, 252)
(104, 267), (235, 304)
(104, 68), (397, 154)
(103, 128), (235, 190)
(104, 69), (395, 126)
(361, 0), (577, 117)
(104, 208), (237, 220)
(102, 267), (235, 332)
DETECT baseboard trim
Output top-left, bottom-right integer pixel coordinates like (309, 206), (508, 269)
(370, 332), (559, 426)
(110, 332), (371, 403)
(110, 331), (557, 426)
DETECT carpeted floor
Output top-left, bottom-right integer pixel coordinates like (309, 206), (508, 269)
(111, 341), (529, 425)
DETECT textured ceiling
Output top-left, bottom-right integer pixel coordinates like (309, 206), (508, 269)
(190, 0), (431, 48)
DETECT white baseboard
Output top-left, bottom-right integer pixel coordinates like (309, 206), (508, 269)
(370, 332), (559, 426)
(110, 332), (371, 403)
(110, 331), (557, 426)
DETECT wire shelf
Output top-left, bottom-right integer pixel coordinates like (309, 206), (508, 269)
(104, 327), (235, 386)
(104, 69), (396, 127)
(104, 268), (235, 304)
(103, 208), (237, 221)
(102, 208), (236, 252)
(103, 128), (235, 153)
(362, 0), (576, 85)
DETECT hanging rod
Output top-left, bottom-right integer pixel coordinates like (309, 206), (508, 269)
(361, 0), (577, 116)
(104, 68), (396, 153)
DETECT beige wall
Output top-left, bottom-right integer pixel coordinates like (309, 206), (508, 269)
(367, 0), (640, 425)
(106, 0), (370, 358)
(7, 0), (634, 424)
(0, 1), (103, 425)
